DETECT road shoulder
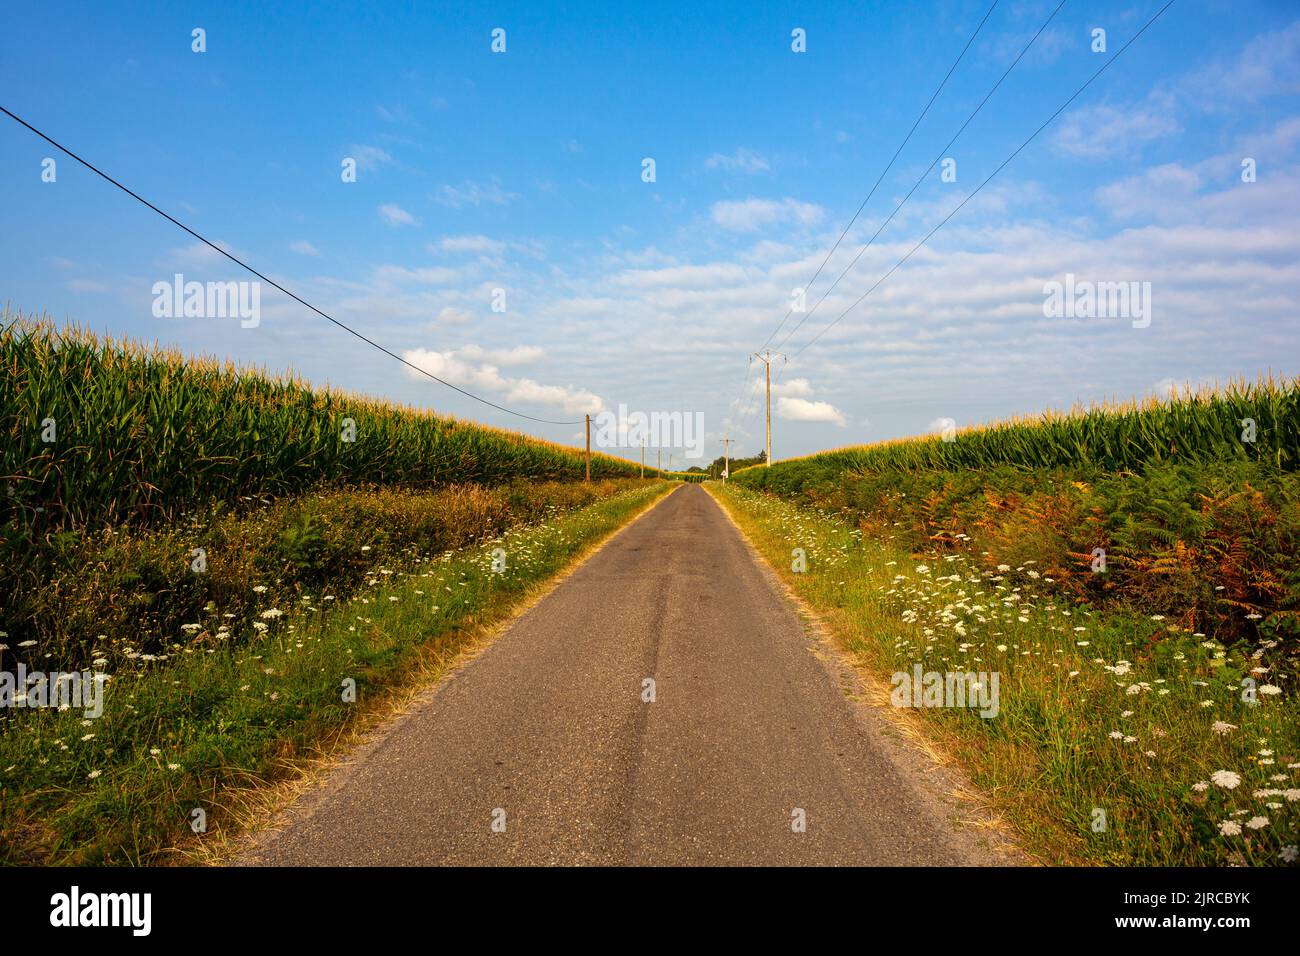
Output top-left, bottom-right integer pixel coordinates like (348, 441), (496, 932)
(705, 482), (1029, 866)
(218, 484), (681, 866)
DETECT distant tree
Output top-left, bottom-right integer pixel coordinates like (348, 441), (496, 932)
(705, 449), (765, 479)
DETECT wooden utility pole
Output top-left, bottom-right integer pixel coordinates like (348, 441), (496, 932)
(640, 442), (645, 478)
(750, 350), (786, 467)
(657, 449), (661, 473)
(720, 436), (733, 483)
(585, 414), (591, 483)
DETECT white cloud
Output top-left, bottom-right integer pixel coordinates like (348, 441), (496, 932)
(378, 204), (418, 227)
(167, 240), (244, 266)
(289, 240), (321, 256)
(705, 149), (770, 173)
(776, 377), (815, 397)
(402, 347), (601, 415)
(436, 306), (473, 325)
(505, 378), (602, 415)
(1094, 163), (1203, 221)
(346, 145), (393, 171)
(402, 347), (505, 391)
(1192, 20), (1300, 103)
(436, 234), (506, 256)
(616, 262), (750, 289)
(459, 344), (544, 366)
(778, 396), (846, 426)
(434, 180), (519, 208)
(376, 265), (466, 285)
(711, 198), (825, 232)
(1052, 92), (1180, 159)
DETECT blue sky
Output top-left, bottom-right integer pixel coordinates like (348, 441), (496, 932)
(2, 0), (1298, 461)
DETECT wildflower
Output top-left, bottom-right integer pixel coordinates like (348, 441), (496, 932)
(252, 585), (268, 594)
(1210, 770), (1242, 789)
(1218, 820), (1241, 836)
(1192, 781), (1209, 792)
(87, 770), (101, 781)
(1245, 816), (1269, 830)
(1280, 846), (1299, 864)
(1259, 685), (1281, 696)
(167, 763), (181, 771)
(1212, 721), (1237, 735)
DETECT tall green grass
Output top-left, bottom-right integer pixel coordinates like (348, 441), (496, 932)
(1, 311), (651, 532)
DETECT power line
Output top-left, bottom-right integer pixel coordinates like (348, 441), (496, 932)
(0, 104), (586, 427)
(774, 0), (1068, 353)
(790, 0), (1178, 360)
(726, 0), (1001, 426)
(758, 0), (1001, 353)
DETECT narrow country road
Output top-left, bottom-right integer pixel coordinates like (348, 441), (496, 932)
(239, 484), (1006, 866)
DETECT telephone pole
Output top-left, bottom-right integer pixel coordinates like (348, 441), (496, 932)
(657, 449), (661, 474)
(640, 442), (645, 478)
(585, 414), (591, 483)
(720, 437), (733, 483)
(751, 350), (785, 467)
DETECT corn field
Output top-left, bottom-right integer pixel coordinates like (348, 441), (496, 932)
(740, 377), (1300, 486)
(0, 312), (650, 531)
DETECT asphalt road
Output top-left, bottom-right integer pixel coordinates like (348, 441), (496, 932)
(240, 484), (1005, 866)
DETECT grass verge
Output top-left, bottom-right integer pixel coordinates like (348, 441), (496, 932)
(0, 480), (673, 865)
(709, 482), (1298, 867)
